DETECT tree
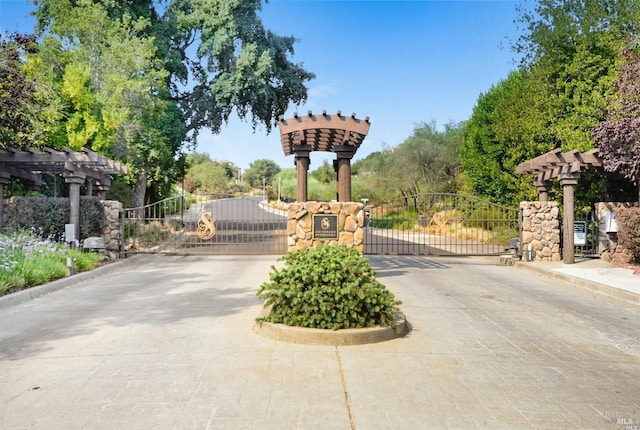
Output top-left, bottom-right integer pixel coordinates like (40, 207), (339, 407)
(244, 159), (281, 188)
(184, 161), (231, 193)
(351, 123), (464, 204)
(461, 70), (547, 205)
(310, 160), (336, 185)
(512, 0), (638, 152)
(593, 42), (640, 202)
(0, 32), (58, 149)
(460, 0), (640, 207)
(31, 0), (314, 204)
(25, 0), (184, 206)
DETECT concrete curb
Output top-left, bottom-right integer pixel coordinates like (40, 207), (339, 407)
(253, 311), (409, 346)
(513, 261), (640, 307)
(0, 254), (151, 309)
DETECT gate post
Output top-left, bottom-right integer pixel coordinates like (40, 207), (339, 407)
(559, 173), (580, 264)
(65, 172), (86, 242)
(520, 201), (561, 262)
(294, 146), (312, 202)
(287, 202), (365, 253)
(334, 145), (355, 203)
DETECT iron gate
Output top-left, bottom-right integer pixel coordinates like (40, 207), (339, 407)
(123, 194), (288, 255)
(364, 193), (520, 256)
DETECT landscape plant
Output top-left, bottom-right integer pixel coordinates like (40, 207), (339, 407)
(615, 207), (640, 263)
(256, 245), (401, 331)
(0, 229), (103, 295)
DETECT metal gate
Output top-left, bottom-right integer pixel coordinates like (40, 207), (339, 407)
(123, 194), (288, 255)
(364, 193), (519, 256)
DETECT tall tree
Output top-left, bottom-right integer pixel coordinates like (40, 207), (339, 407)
(0, 32), (59, 149)
(593, 41), (640, 201)
(31, 0), (314, 205)
(513, 0), (638, 152)
(353, 123), (464, 203)
(244, 159), (281, 188)
(461, 70), (547, 205)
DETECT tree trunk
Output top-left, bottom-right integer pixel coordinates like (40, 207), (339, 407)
(131, 168), (147, 217)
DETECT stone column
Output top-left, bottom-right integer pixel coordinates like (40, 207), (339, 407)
(294, 146), (312, 202)
(335, 145), (355, 203)
(0, 172), (10, 231)
(65, 172), (86, 242)
(559, 173), (580, 264)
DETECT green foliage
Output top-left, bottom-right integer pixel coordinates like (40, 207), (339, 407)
(369, 209), (418, 230)
(184, 161), (232, 193)
(616, 207), (640, 263)
(0, 229), (103, 295)
(461, 70), (548, 206)
(257, 245), (402, 331)
(353, 122), (464, 204)
(4, 196), (104, 239)
(310, 160), (336, 185)
(244, 159), (281, 188)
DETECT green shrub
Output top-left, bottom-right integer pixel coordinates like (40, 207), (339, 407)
(257, 245), (402, 331)
(616, 207), (640, 263)
(0, 229), (104, 295)
(4, 196), (104, 239)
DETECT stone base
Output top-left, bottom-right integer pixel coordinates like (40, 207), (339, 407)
(287, 201), (364, 253)
(253, 312), (409, 346)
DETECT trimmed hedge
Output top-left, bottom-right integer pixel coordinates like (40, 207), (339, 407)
(257, 245), (402, 331)
(3, 196), (104, 240)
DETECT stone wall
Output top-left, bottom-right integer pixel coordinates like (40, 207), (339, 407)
(288, 201), (364, 253)
(520, 201), (561, 262)
(102, 200), (123, 260)
(595, 202), (639, 265)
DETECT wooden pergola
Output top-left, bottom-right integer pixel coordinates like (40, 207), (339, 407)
(0, 147), (128, 240)
(279, 110), (370, 202)
(516, 148), (602, 263)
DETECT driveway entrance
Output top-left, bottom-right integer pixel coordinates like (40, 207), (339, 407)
(123, 194), (287, 255)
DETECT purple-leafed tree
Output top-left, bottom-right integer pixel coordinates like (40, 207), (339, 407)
(593, 41), (640, 203)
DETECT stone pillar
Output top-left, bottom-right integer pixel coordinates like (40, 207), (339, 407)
(287, 201), (365, 253)
(294, 146), (312, 202)
(335, 145), (355, 203)
(559, 173), (580, 264)
(520, 201), (561, 262)
(65, 173), (86, 242)
(0, 172), (10, 231)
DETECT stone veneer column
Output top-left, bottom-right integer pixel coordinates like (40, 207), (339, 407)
(287, 201), (365, 253)
(102, 200), (123, 260)
(596, 201), (640, 265)
(520, 201), (561, 262)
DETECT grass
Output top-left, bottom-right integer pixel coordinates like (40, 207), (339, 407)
(0, 229), (104, 296)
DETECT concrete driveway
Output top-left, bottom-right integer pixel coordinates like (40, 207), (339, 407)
(0, 255), (638, 429)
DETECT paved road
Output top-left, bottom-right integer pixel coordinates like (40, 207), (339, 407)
(0, 255), (638, 429)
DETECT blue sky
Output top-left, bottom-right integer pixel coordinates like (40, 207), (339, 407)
(0, 0), (527, 171)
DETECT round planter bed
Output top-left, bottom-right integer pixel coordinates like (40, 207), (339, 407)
(253, 311), (409, 346)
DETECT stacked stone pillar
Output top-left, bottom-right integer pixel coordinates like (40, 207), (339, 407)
(287, 202), (365, 253)
(520, 201), (561, 262)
